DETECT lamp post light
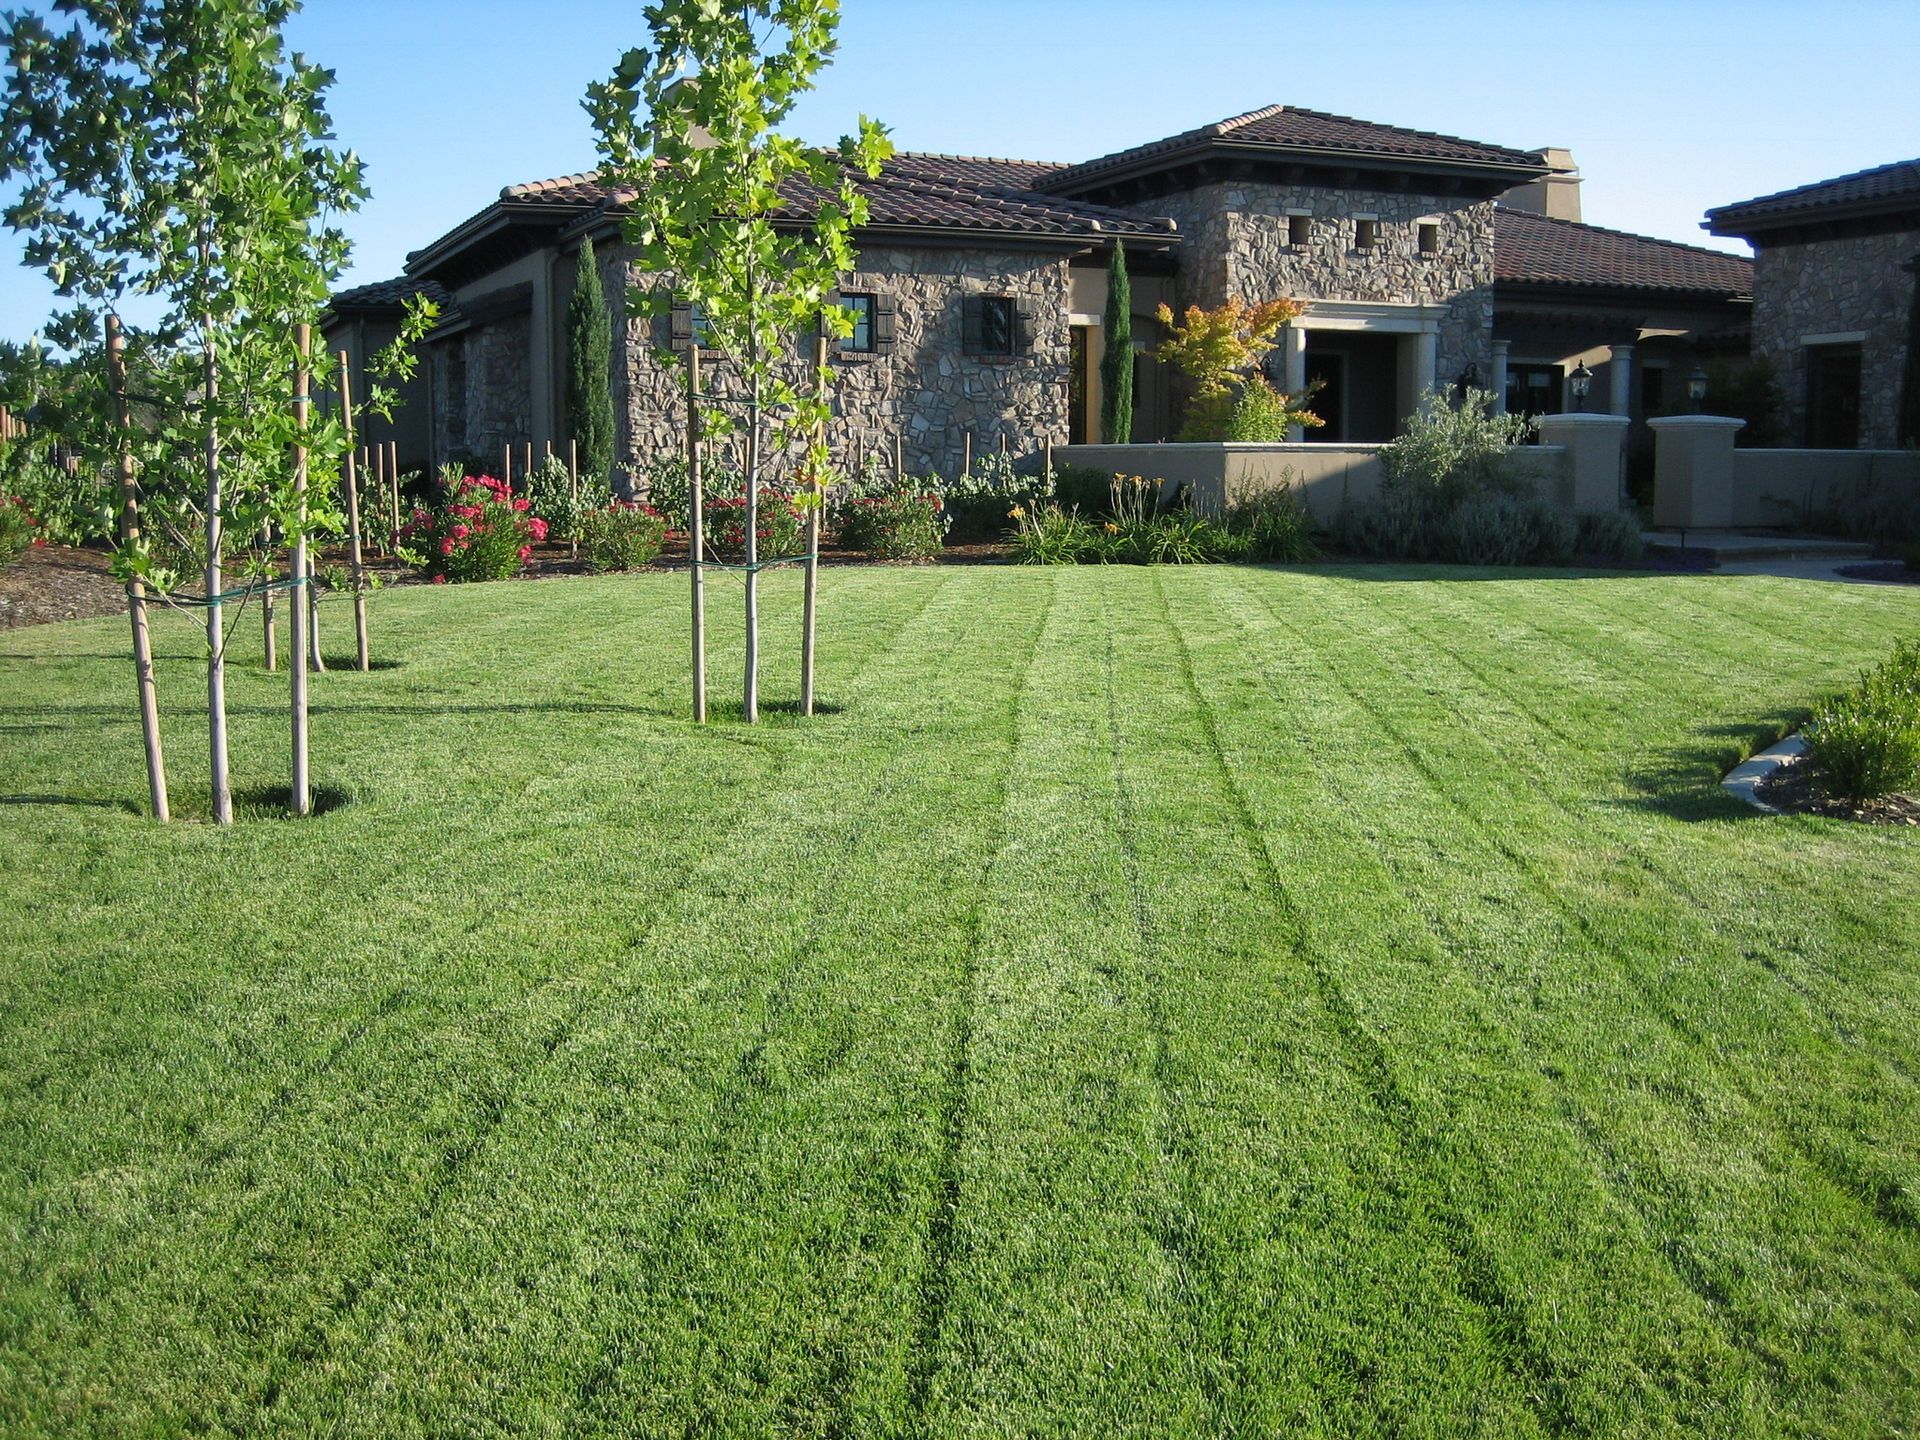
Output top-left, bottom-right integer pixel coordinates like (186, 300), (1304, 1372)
(1687, 365), (1709, 413)
(1569, 360), (1592, 413)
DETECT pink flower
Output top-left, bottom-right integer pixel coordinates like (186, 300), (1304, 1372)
(512, 497), (530, 512)
(517, 546), (532, 562)
(440, 537), (455, 557)
(528, 518), (549, 542)
(451, 523), (470, 540)
(432, 574), (446, 584)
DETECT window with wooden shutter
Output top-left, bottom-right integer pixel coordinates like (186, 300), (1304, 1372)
(872, 293), (897, 354)
(965, 294), (1022, 357)
(669, 299), (694, 350)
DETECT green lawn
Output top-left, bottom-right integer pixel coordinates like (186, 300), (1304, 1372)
(2, 562), (1917, 1437)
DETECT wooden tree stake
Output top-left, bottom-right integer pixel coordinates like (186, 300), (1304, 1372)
(894, 432), (903, 480)
(336, 350), (370, 671)
(373, 443), (386, 556)
(107, 315), (169, 822)
(503, 443), (512, 489)
(568, 438), (579, 563)
(290, 325), (312, 814)
(962, 430), (972, 483)
(387, 440), (399, 543)
(687, 346), (706, 723)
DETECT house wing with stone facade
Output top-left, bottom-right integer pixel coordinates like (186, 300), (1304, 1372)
(1707, 159), (1920, 447)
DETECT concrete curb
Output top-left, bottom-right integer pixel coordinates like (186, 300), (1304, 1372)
(1721, 733), (1808, 813)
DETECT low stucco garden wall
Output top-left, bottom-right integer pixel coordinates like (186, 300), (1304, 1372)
(1060, 442), (1568, 521)
(1727, 449), (1920, 531)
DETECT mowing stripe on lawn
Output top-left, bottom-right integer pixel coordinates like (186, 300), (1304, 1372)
(1368, 576), (1920, 1088)
(1207, 567), (1920, 1435)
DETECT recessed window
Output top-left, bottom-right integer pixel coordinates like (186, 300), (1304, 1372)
(839, 293), (875, 352)
(965, 294), (1025, 357)
(981, 295), (1015, 354)
(1288, 214), (1312, 247)
(1354, 218), (1378, 250)
(1417, 222), (1439, 255)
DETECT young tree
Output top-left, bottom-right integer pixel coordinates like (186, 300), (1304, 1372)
(2, 0), (369, 823)
(1153, 297), (1322, 442)
(1099, 241), (1133, 444)
(586, 0), (890, 723)
(566, 235), (616, 490)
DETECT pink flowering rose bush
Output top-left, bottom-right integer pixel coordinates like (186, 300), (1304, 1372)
(397, 474), (548, 583)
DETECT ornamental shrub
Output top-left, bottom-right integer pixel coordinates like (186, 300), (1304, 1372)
(0, 494), (39, 567)
(944, 451), (1052, 538)
(704, 489), (804, 561)
(1224, 375), (1303, 442)
(0, 449), (108, 545)
(579, 501), (668, 572)
(524, 453), (607, 544)
(1380, 387), (1536, 506)
(1225, 484), (1318, 562)
(1805, 639), (1920, 802)
(838, 492), (944, 560)
(398, 473), (547, 582)
(1574, 510), (1645, 564)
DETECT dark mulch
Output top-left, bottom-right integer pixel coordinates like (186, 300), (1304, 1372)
(1836, 561), (1920, 585)
(0, 544), (126, 630)
(0, 538), (1012, 633)
(1758, 753), (1920, 826)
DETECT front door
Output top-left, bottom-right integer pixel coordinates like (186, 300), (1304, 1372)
(1304, 353), (1345, 441)
(1805, 345), (1861, 448)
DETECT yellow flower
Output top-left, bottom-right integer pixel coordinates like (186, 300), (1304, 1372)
(1009, 504), (1026, 520)
(1103, 522), (1119, 534)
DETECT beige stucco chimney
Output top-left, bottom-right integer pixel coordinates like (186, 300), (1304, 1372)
(1501, 147), (1581, 222)
(656, 76), (716, 150)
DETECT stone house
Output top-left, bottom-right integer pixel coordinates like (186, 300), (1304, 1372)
(1706, 159), (1920, 448)
(324, 104), (1751, 481)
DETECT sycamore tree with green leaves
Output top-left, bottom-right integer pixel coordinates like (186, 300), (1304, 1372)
(586, 0), (890, 723)
(2, 0), (429, 823)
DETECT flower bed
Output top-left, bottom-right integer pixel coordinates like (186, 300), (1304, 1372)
(398, 474), (547, 583)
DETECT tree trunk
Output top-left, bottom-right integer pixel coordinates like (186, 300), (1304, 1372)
(107, 315), (168, 822)
(204, 323), (232, 826)
(803, 334), (826, 717)
(290, 325), (312, 815)
(688, 346), (706, 723)
(336, 351), (369, 671)
(743, 368), (760, 725)
(260, 526), (277, 671)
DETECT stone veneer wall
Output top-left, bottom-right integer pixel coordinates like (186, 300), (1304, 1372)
(608, 242), (1072, 486)
(1750, 228), (1920, 448)
(431, 315), (533, 469)
(1137, 181), (1495, 391)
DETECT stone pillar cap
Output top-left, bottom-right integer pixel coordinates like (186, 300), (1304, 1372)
(1646, 414), (1747, 430)
(1538, 412), (1631, 426)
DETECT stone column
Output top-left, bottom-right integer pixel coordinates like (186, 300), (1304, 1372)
(1608, 342), (1634, 418)
(1537, 412), (1630, 513)
(1282, 323), (1308, 443)
(1491, 339), (1510, 412)
(1648, 414), (1746, 529)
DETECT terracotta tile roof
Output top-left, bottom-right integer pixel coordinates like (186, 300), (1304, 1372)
(328, 276), (456, 312)
(1047, 104), (1544, 189)
(1495, 208), (1753, 297)
(1705, 158), (1920, 235)
(491, 153), (1173, 241)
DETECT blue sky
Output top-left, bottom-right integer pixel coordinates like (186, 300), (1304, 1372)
(3, 0), (1917, 342)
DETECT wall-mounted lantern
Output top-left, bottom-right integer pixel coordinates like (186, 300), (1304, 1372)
(1687, 365), (1709, 413)
(1569, 361), (1592, 413)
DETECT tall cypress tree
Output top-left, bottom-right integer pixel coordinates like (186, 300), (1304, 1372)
(567, 236), (616, 488)
(1099, 241), (1134, 444)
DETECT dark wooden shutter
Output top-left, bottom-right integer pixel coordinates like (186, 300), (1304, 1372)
(669, 299), (694, 350)
(1014, 298), (1036, 355)
(961, 295), (984, 356)
(872, 293), (897, 354)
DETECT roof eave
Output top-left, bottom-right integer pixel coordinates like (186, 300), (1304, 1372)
(1050, 137), (1548, 195)
(1705, 196), (1920, 241)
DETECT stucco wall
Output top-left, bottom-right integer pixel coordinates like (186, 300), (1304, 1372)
(608, 242), (1072, 486)
(1728, 448), (1920, 530)
(1750, 228), (1920, 448)
(1060, 441), (1567, 521)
